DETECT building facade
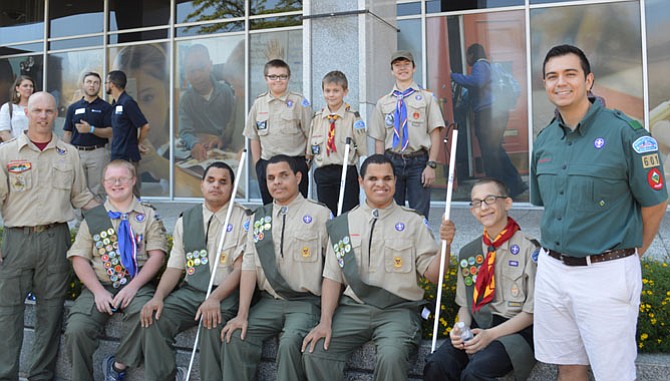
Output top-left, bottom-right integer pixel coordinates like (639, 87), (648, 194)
(1, 0), (668, 205)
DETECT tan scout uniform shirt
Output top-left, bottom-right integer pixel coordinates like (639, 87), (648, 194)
(168, 202), (249, 286)
(0, 133), (94, 226)
(243, 91), (312, 159)
(242, 194), (331, 299)
(368, 82), (445, 154)
(307, 104), (367, 167)
(67, 198), (168, 283)
(455, 231), (537, 319)
(323, 202), (439, 302)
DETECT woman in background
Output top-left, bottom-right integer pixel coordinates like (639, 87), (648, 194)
(0, 75), (35, 141)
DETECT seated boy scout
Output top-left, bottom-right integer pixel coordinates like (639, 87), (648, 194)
(301, 154), (449, 381)
(64, 160), (167, 381)
(140, 162), (250, 380)
(423, 178), (538, 381)
(221, 154), (331, 381)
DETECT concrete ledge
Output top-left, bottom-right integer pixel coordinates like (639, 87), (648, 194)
(20, 302), (670, 380)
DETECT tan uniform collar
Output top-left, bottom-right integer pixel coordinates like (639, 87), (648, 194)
(204, 201), (232, 225)
(321, 103), (347, 120)
(17, 132), (66, 152)
(360, 200), (398, 221)
(390, 82), (420, 96)
(104, 196), (144, 215)
(265, 91), (290, 103)
(273, 193), (305, 217)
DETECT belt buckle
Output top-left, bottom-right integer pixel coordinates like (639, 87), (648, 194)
(34, 225), (47, 233)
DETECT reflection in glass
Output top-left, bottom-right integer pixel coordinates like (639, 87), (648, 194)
(0, 43), (44, 55)
(250, 0), (302, 15)
(47, 49), (104, 136)
(49, 0), (103, 38)
(176, 21), (245, 37)
(397, 2), (421, 16)
(398, 19), (422, 84)
(0, 55), (43, 106)
(109, 43), (170, 197)
(109, 1), (170, 31)
(0, 1), (45, 45)
(426, 0), (522, 13)
(176, 0), (244, 23)
(425, 11), (529, 202)
(108, 29), (169, 44)
(250, 15), (302, 30)
(173, 36), (246, 197)
(646, 0), (670, 182)
(49, 36), (104, 51)
(530, 2), (642, 135)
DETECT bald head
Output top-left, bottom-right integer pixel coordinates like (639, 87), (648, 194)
(26, 91), (57, 140)
(185, 44), (214, 93)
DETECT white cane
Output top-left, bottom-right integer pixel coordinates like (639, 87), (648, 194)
(431, 126), (458, 353)
(185, 149), (247, 380)
(337, 137), (353, 216)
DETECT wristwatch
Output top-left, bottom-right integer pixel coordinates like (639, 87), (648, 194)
(427, 160), (437, 169)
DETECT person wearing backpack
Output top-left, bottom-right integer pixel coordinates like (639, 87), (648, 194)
(451, 44), (527, 198)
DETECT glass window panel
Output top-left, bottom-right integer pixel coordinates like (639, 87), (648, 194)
(250, 0), (302, 16)
(176, 22), (245, 37)
(109, 0), (170, 31)
(49, 36), (104, 50)
(173, 35), (246, 197)
(250, 15), (302, 30)
(398, 19), (422, 84)
(108, 43), (170, 197)
(397, 2), (421, 17)
(0, 1), (45, 45)
(108, 29), (169, 44)
(530, 2), (643, 137)
(0, 54), (44, 106)
(176, 0), (245, 24)
(426, 11), (529, 202)
(0, 42), (44, 55)
(426, 0), (523, 13)
(46, 49), (104, 137)
(646, 0), (670, 181)
(49, 0), (103, 38)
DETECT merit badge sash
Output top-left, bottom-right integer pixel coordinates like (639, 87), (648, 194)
(84, 205), (128, 289)
(182, 204), (212, 292)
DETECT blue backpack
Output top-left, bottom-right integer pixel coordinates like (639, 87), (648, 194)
(490, 62), (521, 110)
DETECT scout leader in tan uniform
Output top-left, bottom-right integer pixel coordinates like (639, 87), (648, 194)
(140, 162), (250, 381)
(221, 154), (331, 381)
(369, 50), (445, 218)
(424, 178), (538, 381)
(307, 70), (367, 215)
(64, 160), (167, 381)
(302, 154), (450, 381)
(0, 91), (98, 381)
(243, 59), (312, 204)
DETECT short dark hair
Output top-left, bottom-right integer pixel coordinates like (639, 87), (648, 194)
(542, 44), (591, 78)
(203, 161), (235, 184)
(471, 177), (509, 198)
(264, 59), (291, 77)
(82, 72), (101, 82)
(467, 43), (487, 61)
(360, 154), (394, 178)
(106, 70), (127, 90)
(266, 154), (299, 174)
(322, 70), (348, 91)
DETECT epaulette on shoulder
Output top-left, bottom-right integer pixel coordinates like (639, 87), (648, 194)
(399, 205), (424, 217)
(353, 111), (361, 118)
(525, 236), (541, 249)
(256, 91), (268, 99)
(244, 207), (254, 216)
(306, 198), (329, 209)
(613, 109), (644, 130)
(141, 201), (156, 210)
(314, 108), (324, 117)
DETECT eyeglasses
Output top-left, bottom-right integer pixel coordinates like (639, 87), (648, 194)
(266, 74), (289, 81)
(469, 195), (507, 208)
(103, 177), (133, 185)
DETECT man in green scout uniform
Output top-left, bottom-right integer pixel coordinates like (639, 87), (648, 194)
(369, 50), (445, 218)
(531, 45), (668, 381)
(140, 161), (249, 380)
(64, 159), (167, 381)
(0, 92), (99, 381)
(244, 59), (312, 204)
(301, 154), (449, 381)
(423, 178), (538, 381)
(221, 154), (331, 381)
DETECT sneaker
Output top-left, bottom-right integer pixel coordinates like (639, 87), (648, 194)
(102, 355), (126, 381)
(175, 367), (188, 381)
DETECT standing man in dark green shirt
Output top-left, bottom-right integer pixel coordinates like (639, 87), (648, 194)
(530, 44), (667, 381)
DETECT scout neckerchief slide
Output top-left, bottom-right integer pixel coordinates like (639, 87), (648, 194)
(431, 125), (458, 352)
(473, 217), (520, 312)
(185, 149), (247, 381)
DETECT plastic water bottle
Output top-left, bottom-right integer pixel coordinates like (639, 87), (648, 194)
(455, 321), (473, 341)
